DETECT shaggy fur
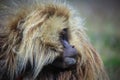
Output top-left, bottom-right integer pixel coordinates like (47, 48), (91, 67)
(0, 0), (109, 80)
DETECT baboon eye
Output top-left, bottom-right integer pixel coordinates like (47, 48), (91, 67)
(61, 28), (67, 35)
(60, 28), (68, 42)
(63, 28), (68, 32)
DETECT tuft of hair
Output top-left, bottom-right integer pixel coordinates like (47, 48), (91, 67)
(0, 0), (109, 80)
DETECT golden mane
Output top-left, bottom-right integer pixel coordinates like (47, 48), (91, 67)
(0, 0), (109, 80)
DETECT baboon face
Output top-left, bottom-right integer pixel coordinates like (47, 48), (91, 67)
(17, 16), (66, 51)
(39, 17), (69, 51)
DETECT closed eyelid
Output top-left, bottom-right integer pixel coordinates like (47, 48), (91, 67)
(60, 28), (69, 42)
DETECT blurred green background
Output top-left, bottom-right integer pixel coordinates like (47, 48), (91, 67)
(68, 0), (120, 80)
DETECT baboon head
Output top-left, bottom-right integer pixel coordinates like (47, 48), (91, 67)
(0, 0), (109, 80)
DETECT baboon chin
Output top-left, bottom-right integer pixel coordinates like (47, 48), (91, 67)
(0, 0), (109, 80)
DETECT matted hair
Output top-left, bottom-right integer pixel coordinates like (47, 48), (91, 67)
(0, 0), (109, 80)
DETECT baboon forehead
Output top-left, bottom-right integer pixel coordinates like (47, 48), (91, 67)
(42, 16), (68, 32)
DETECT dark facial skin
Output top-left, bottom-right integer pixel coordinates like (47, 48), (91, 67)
(52, 28), (78, 69)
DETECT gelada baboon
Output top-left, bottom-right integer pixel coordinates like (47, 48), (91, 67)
(0, 0), (109, 80)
